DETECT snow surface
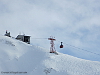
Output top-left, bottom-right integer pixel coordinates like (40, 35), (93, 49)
(0, 35), (100, 75)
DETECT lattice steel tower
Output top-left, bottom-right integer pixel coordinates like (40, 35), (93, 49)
(48, 36), (56, 53)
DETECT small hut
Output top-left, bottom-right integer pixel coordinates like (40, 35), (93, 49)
(16, 35), (30, 44)
(5, 30), (11, 37)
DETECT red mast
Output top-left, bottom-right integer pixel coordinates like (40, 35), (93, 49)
(48, 36), (56, 53)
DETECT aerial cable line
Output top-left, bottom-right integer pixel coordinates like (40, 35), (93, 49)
(31, 37), (100, 56)
(31, 38), (48, 39)
(56, 40), (100, 56)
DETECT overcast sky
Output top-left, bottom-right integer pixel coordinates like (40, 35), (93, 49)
(0, 0), (100, 61)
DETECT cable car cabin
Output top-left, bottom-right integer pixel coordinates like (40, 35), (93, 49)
(16, 35), (30, 44)
(60, 45), (63, 48)
(60, 42), (63, 48)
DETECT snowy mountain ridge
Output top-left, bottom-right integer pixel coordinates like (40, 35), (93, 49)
(0, 35), (100, 75)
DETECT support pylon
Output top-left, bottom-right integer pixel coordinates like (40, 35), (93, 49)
(48, 36), (56, 53)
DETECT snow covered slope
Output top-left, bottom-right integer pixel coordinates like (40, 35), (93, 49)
(0, 35), (100, 75)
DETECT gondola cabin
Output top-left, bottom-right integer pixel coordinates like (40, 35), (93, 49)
(16, 35), (30, 44)
(60, 42), (63, 48)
